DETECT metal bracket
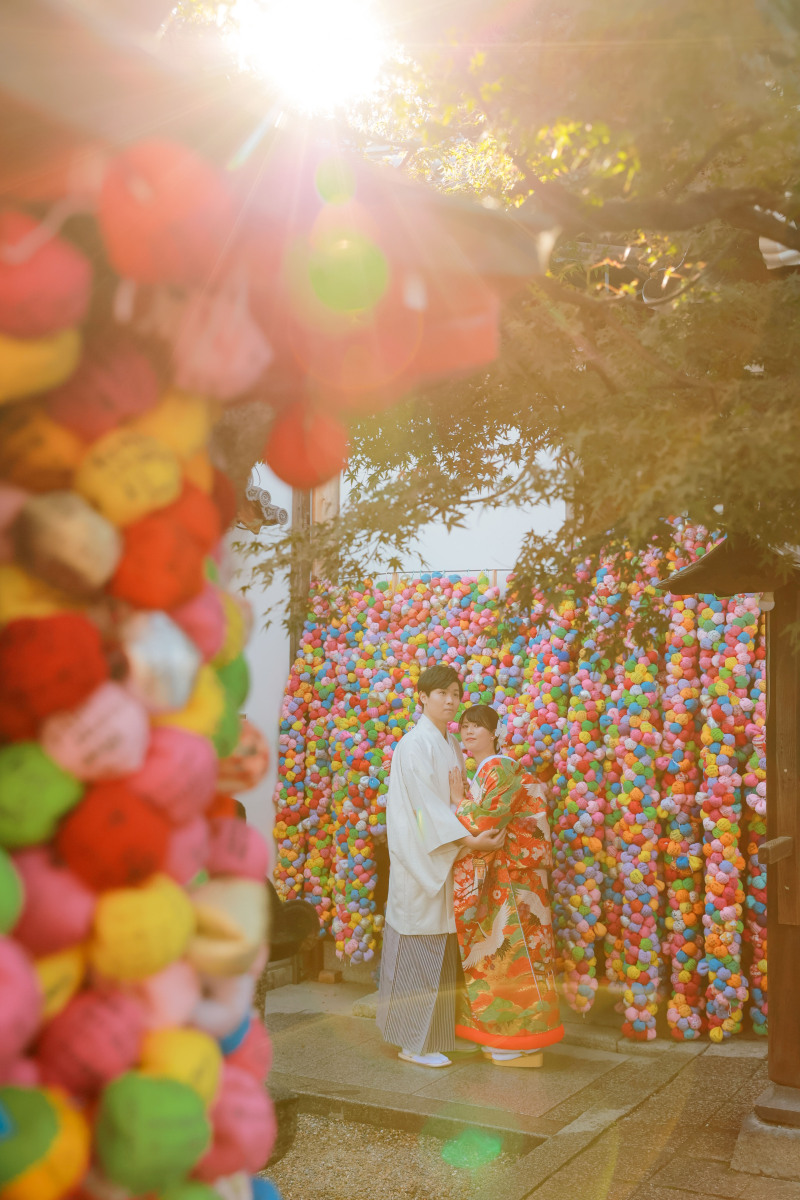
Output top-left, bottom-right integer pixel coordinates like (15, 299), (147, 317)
(243, 481), (288, 529)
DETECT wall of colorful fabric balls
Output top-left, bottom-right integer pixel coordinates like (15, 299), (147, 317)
(274, 522), (767, 1043)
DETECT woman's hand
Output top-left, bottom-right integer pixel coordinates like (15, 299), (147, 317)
(461, 827), (505, 855)
(449, 766), (465, 806)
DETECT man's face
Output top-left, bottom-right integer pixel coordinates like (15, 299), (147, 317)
(420, 681), (462, 726)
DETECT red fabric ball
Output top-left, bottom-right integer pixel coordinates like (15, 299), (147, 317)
(0, 209), (92, 337)
(0, 613), (108, 740)
(44, 334), (160, 442)
(161, 482), (221, 553)
(37, 987), (146, 1097)
(264, 402), (348, 488)
(211, 468), (237, 532)
(99, 140), (234, 286)
(108, 507), (207, 610)
(56, 779), (171, 891)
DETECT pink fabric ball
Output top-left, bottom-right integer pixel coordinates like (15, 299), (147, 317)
(126, 726), (217, 824)
(37, 987), (146, 1096)
(206, 818), (269, 882)
(40, 681), (150, 781)
(193, 1063), (276, 1180)
(131, 959), (201, 1031)
(171, 583), (226, 663)
(0, 937), (41, 1068)
(11, 846), (96, 956)
(165, 816), (210, 885)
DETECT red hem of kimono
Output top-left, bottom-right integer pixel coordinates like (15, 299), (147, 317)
(454, 1023), (565, 1050)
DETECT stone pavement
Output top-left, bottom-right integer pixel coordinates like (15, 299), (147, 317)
(263, 982), (798, 1200)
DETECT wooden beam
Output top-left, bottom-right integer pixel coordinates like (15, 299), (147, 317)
(759, 836), (794, 865)
(766, 584), (800, 1090)
(288, 488), (311, 664)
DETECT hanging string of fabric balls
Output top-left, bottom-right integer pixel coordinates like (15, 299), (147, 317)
(274, 522), (769, 1043)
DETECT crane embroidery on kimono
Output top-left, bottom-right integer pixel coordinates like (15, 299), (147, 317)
(462, 900), (510, 969)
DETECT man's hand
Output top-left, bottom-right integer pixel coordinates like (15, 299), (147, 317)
(449, 766), (465, 806)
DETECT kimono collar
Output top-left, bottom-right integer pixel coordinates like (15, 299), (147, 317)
(418, 712), (450, 741)
(474, 753), (516, 774)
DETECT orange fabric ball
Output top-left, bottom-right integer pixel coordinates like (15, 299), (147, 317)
(0, 613), (108, 740)
(109, 509), (207, 610)
(161, 483), (221, 554)
(263, 401), (348, 488)
(0, 405), (83, 491)
(56, 780), (171, 892)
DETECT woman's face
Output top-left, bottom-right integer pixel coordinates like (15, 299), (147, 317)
(459, 719), (496, 762)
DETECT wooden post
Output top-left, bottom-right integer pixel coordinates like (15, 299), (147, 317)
(311, 474), (341, 581)
(288, 488), (311, 663)
(760, 583), (800, 1094)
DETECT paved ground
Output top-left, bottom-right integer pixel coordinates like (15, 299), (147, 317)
(263, 982), (797, 1200)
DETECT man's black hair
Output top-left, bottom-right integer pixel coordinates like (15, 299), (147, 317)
(417, 664), (463, 699)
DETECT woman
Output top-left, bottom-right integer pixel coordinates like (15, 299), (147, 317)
(451, 705), (564, 1067)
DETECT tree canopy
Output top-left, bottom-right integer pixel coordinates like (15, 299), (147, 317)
(223, 0), (800, 622)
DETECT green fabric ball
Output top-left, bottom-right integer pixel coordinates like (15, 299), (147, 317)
(216, 652), (249, 710)
(0, 742), (83, 848)
(212, 698), (240, 759)
(0, 1087), (57, 1183)
(0, 847), (23, 933)
(96, 1072), (210, 1194)
(159, 1184), (222, 1200)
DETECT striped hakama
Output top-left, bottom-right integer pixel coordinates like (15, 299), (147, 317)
(377, 923), (461, 1055)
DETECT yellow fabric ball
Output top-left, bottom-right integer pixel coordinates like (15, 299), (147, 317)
(131, 390), (213, 461)
(212, 592), (246, 668)
(34, 944), (86, 1020)
(153, 664), (225, 739)
(0, 328), (81, 405)
(139, 1027), (222, 1105)
(0, 564), (76, 625)
(90, 873), (195, 982)
(73, 428), (182, 527)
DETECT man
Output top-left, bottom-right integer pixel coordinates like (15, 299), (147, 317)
(377, 665), (505, 1067)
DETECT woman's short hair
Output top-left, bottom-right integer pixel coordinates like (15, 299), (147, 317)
(458, 704), (500, 736)
(417, 664), (463, 700)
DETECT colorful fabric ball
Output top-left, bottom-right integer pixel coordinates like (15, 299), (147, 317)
(37, 988), (146, 1097)
(40, 681), (150, 781)
(109, 507), (208, 610)
(0, 742), (83, 848)
(73, 427), (182, 527)
(0, 404), (83, 490)
(10, 846), (96, 957)
(139, 1027), (222, 1105)
(0, 209), (91, 337)
(263, 401), (348, 489)
(0, 328), (81, 405)
(44, 334), (160, 442)
(126, 726), (217, 826)
(95, 1072), (211, 1193)
(0, 612), (107, 740)
(193, 1064), (276, 1180)
(12, 490), (122, 595)
(99, 139), (233, 287)
(131, 390), (214, 461)
(0, 1085), (90, 1200)
(57, 779), (172, 891)
(90, 873), (195, 982)
(120, 611), (202, 714)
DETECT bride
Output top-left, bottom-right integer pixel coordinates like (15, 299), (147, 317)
(451, 705), (564, 1066)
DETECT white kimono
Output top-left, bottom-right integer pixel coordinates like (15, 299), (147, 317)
(384, 714), (467, 935)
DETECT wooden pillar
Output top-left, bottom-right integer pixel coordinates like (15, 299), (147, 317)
(288, 487), (311, 663)
(762, 582), (800, 1094)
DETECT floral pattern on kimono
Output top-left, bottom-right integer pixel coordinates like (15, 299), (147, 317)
(453, 756), (564, 1050)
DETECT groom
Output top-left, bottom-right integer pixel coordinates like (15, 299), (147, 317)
(376, 665), (504, 1067)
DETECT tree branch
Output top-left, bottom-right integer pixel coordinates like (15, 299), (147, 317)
(513, 158), (800, 249)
